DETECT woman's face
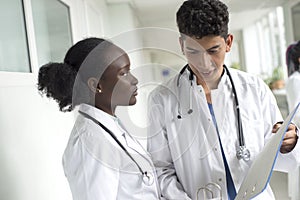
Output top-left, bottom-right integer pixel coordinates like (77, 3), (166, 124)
(99, 45), (138, 109)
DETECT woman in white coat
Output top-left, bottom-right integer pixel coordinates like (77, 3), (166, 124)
(38, 38), (161, 199)
(147, 0), (300, 199)
(286, 41), (300, 127)
(285, 41), (300, 200)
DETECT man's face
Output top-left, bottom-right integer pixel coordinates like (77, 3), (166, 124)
(180, 34), (233, 86)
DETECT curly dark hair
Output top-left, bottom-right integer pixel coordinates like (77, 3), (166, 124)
(176, 0), (229, 39)
(37, 37), (113, 112)
(290, 41), (300, 71)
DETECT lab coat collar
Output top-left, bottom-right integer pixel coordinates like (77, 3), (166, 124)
(212, 66), (234, 94)
(78, 103), (121, 134)
(217, 66), (231, 89)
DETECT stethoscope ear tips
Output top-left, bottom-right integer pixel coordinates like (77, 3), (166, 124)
(177, 115), (182, 119)
(187, 109), (193, 114)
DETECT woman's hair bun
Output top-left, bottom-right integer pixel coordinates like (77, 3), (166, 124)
(38, 62), (77, 111)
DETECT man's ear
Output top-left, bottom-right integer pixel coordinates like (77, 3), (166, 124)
(225, 34), (234, 52)
(87, 77), (101, 93)
(179, 37), (185, 55)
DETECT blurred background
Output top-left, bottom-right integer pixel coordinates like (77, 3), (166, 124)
(0, 0), (299, 199)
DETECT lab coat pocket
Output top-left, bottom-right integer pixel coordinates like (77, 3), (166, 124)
(242, 117), (264, 159)
(196, 193), (222, 200)
(168, 116), (218, 161)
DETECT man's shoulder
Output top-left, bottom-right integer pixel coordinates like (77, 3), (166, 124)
(150, 74), (178, 97)
(229, 68), (264, 86)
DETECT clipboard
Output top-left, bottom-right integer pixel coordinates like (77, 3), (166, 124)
(235, 102), (300, 200)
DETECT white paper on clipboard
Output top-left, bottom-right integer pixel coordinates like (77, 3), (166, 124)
(235, 102), (300, 200)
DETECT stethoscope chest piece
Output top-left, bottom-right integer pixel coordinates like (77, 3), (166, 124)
(236, 145), (251, 162)
(142, 171), (154, 186)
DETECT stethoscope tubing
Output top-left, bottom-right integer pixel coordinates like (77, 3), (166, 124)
(176, 65), (249, 161)
(78, 110), (149, 178)
(223, 65), (245, 147)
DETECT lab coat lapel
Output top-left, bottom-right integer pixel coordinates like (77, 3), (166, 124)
(211, 73), (231, 135)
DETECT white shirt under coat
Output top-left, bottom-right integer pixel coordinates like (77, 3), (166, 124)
(63, 104), (160, 200)
(147, 67), (300, 200)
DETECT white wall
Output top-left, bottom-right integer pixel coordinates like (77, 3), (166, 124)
(0, 74), (74, 200)
(242, 24), (262, 75)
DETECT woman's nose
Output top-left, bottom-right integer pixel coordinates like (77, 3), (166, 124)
(131, 73), (138, 85)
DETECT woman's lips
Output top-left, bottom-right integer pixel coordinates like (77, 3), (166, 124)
(132, 88), (138, 96)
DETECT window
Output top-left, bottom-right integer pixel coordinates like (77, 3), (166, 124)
(243, 7), (286, 79)
(31, 0), (73, 66)
(0, 0), (31, 72)
(292, 2), (300, 41)
(0, 0), (73, 73)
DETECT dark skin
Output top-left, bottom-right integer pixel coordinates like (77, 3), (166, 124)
(87, 45), (138, 116)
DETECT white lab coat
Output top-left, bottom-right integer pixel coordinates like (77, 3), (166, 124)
(63, 104), (161, 200)
(147, 67), (300, 200)
(286, 71), (300, 128)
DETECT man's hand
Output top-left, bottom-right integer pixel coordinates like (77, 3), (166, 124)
(272, 122), (298, 153)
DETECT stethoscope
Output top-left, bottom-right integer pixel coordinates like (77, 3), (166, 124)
(78, 110), (155, 186)
(196, 182), (222, 200)
(176, 64), (251, 162)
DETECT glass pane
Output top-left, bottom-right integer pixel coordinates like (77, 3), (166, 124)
(0, 0), (31, 72)
(292, 3), (300, 41)
(31, 0), (73, 66)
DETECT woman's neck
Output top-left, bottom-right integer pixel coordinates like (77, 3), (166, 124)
(91, 100), (116, 116)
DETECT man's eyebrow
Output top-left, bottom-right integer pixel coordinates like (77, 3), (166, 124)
(186, 46), (200, 51)
(206, 44), (221, 51)
(186, 44), (221, 52)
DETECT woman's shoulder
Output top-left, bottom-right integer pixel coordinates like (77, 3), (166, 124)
(66, 115), (125, 169)
(289, 71), (300, 81)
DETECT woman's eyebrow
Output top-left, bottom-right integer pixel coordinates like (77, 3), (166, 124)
(118, 64), (130, 71)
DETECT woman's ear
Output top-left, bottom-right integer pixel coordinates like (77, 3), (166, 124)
(225, 34), (234, 52)
(87, 77), (102, 93)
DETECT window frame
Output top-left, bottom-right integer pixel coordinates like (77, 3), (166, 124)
(0, 0), (75, 86)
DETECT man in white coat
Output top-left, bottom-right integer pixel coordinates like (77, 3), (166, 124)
(147, 0), (300, 199)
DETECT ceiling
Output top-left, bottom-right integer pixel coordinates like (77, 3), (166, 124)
(105, 0), (293, 70)
(106, 0), (289, 31)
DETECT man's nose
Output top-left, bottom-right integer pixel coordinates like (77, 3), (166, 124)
(193, 52), (212, 69)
